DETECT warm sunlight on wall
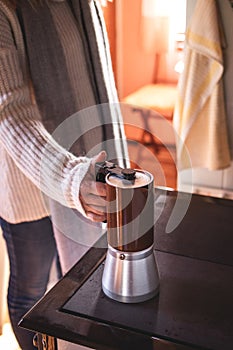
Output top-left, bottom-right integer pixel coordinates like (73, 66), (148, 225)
(152, 0), (186, 51)
(117, 0), (187, 98)
(141, 0), (186, 54)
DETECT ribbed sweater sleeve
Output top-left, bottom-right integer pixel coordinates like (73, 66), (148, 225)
(0, 7), (91, 217)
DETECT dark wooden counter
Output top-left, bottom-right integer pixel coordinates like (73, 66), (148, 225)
(19, 190), (233, 350)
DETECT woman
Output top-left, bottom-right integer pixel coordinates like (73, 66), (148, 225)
(0, 0), (128, 348)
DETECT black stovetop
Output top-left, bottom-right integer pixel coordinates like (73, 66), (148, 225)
(19, 190), (233, 350)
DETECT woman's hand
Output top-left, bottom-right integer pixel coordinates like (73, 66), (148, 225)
(79, 151), (107, 222)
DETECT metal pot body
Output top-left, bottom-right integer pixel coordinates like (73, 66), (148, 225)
(106, 170), (154, 252)
(102, 170), (160, 303)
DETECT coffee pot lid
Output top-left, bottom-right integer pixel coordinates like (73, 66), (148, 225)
(106, 169), (153, 189)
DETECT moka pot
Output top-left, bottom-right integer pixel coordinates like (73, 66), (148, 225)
(101, 166), (160, 303)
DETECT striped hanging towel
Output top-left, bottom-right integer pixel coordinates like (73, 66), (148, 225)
(173, 0), (231, 170)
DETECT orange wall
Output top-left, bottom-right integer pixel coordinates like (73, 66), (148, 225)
(102, 2), (116, 78)
(116, 0), (180, 99)
(117, 0), (156, 99)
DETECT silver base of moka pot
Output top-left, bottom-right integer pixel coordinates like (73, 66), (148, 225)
(102, 244), (160, 303)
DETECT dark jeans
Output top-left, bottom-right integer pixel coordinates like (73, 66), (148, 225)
(0, 216), (61, 350)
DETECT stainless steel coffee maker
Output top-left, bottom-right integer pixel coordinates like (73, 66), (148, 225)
(96, 162), (160, 303)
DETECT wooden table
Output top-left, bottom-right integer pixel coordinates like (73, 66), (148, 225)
(19, 189), (233, 350)
(122, 83), (177, 153)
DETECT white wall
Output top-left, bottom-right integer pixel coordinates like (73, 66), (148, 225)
(178, 0), (233, 198)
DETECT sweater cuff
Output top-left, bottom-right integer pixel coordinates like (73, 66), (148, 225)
(62, 157), (92, 218)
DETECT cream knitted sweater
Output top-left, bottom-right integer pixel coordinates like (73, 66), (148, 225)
(0, 0), (127, 223)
